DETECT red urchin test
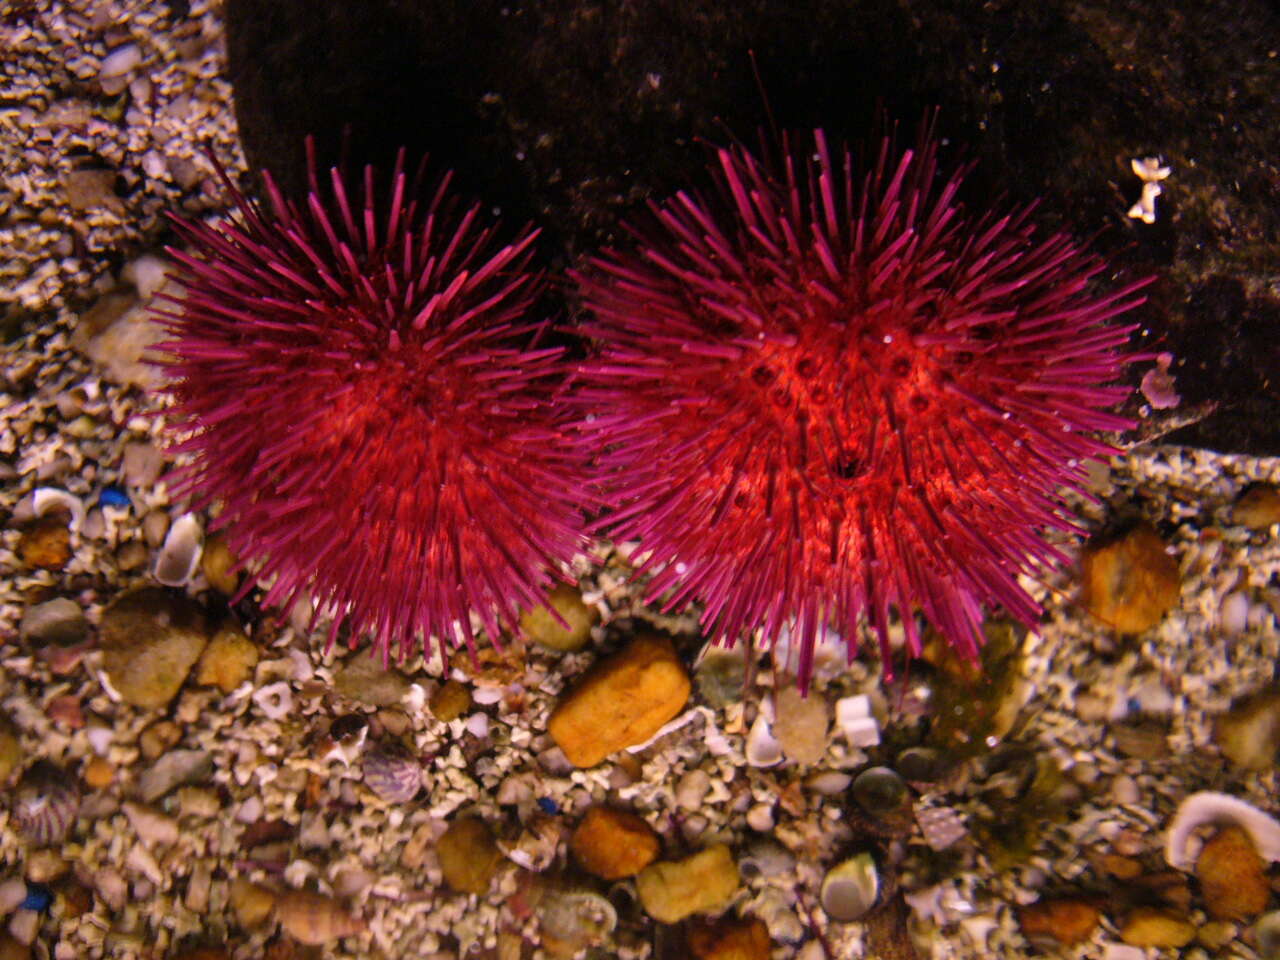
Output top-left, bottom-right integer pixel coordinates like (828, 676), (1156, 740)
(155, 143), (588, 663)
(574, 126), (1151, 687)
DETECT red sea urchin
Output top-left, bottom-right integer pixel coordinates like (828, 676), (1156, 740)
(575, 127), (1150, 686)
(155, 145), (587, 662)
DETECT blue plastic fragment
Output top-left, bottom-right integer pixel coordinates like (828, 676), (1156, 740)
(21, 883), (52, 912)
(98, 486), (130, 508)
(536, 796), (559, 815)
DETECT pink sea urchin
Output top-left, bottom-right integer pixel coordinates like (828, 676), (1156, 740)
(575, 127), (1150, 686)
(156, 145), (587, 662)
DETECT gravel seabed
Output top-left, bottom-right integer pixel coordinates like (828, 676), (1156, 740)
(2, 3), (1280, 959)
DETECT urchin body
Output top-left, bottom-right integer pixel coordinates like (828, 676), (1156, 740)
(158, 149), (586, 661)
(576, 130), (1147, 683)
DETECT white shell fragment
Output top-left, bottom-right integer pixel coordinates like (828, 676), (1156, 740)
(33, 487), (86, 533)
(836, 695), (880, 747)
(252, 682), (295, 721)
(745, 713), (783, 767)
(821, 852), (879, 922)
(153, 512), (203, 586)
(1165, 791), (1280, 870)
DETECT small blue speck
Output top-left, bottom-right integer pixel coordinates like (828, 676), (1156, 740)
(536, 796), (559, 815)
(1127, 697), (1142, 715)
(21, 883), (52, 912)
(98, 487), (130, 508)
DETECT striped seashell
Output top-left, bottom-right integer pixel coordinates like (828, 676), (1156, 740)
(361, 743), (422, 804)
(13, 761), (80, 846)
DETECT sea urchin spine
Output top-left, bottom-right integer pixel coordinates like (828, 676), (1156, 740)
(575, 127), (1150, 686)
(156, 144), (588, 663)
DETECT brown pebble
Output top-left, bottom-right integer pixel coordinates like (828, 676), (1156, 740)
(569, 806), (660, 880)
(1196, 825), (1271, 920)
(689, 915), (772, 960)
(437, 816), (503, 895)
(194, 620), (259, 694)
(1099, 853), (1142, 879)
(45, 694), (84, 730)
(519, 583), (599, 652)
(229, 877), (277, 930)
(0, 933), (30, 960)
(1119, 906), (1196, 948)
(82, 756), (114, 790)
(275, 889), (365, 945)
(636, 845), (740, 924)
(1233, 483), (1280, 529)
(1215, 687), (1280, 771)
(429, 680), (472, 722)
(1080, 520), (1180, 633)
(548, 632), (691, 768)
(25, 848), (68, 883)
(18, 514), (72, 571)
(115, 539), (149, 572)
(139, 720), (183, 760)
(1018, 897), (1100, 946)
(200, 531), (241, 595)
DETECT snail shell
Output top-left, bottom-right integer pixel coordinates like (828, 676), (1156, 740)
(362, 742), (422, 803)
(13, 761), (80, 846)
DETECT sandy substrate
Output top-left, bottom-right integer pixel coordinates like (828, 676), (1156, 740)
(2, 3), (1280, 959)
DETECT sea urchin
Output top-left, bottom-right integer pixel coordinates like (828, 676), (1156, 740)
(156, 145), (587, 662)
(575, 127), (1149, 686)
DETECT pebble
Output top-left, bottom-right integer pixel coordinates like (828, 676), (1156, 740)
(1018, 897), (1101, 946)
(520, 583), (599, 652)
(275, 889), (365, 945)
(61, 168), (120, 212)
(1119, 906), (1196, 948)
(0, 720), (20, 784)
(1079, 521), (1181, 634)
(429, 680), (472, 721)
(437, 817), (503, 895)
(136, 750), (213, 802)
(199, 532), (240, 596)
(122, 802), (179, 849)
(6, 910), (37, 947)
(229, 877), (277, 930)
(99, 44), (141, 79)
(1215, 687), (1280, 770)
(547, 632), (691, 768)
(121, 440), (164, 488)
(17, 514), (71, 571)
(333, 657), (410, 708)
(1233, 483), (1280, 529)
(194, 621), (259, 694)
(139, 720), (182, 760)
(688, 915), (772, 960)
(1196, 825), (1271, 920)
(0, 880), (25, 915)
(635, 844), (739, 924)
(141, 510), (169, 548)
(82, 757), (114, 791)
(676, 768), (712, 810)
(569, 806), (660, 880)
(115, 539), (149, 572)
(772, 687), (830, 764)
(99, 588), (210, 709)
(18, 598), (88, 649)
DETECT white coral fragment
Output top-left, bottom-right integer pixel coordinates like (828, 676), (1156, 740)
(1128, 156), (1171, 223)
(1165, 791), (1280, 870)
